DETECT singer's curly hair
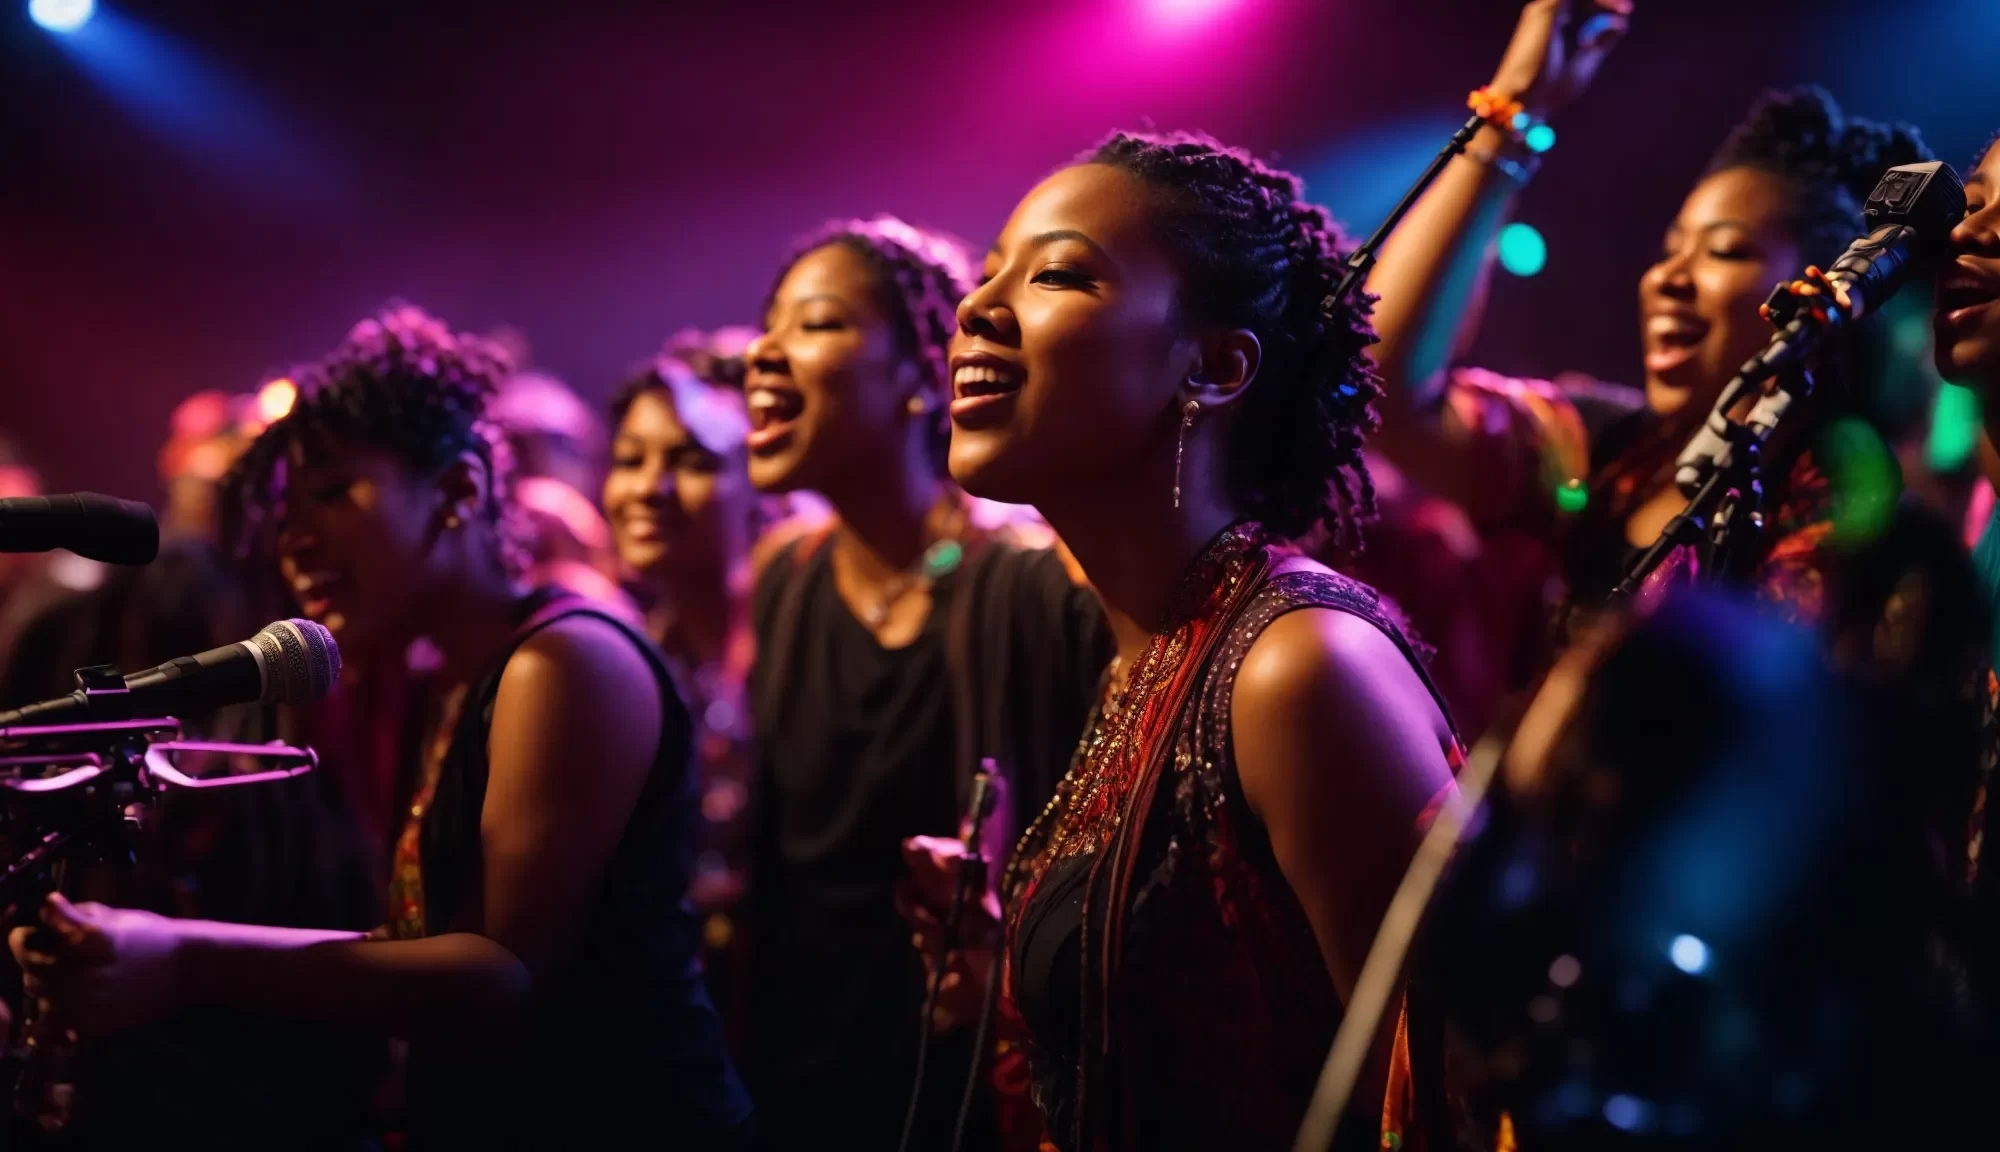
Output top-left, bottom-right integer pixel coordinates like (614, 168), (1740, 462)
(221, 304), (527, 577)
(1089, 130), (1383, 549)
(1706, 85), (1932, 269)
(764, 216), (973, 474)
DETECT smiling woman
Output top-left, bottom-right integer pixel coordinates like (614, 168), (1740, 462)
(1357, 22), (1932, 727)
(738, 219), (1110, 1152)
(896, 129), (1463, 1152)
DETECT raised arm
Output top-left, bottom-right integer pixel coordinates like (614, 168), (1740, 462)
(1365, 0), (1627, 512)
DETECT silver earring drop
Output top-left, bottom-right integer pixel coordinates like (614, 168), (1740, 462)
(1173, 399), (1200, 509)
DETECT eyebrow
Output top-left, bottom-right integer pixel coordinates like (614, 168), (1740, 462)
(988, 229), (1113, 262)
(1969, 172), (1990, 189)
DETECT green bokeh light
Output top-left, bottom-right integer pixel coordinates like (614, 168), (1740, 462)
(1926, 382), (1982, 473)
(1555, 478), (1588, 514)
(1821, 416), (1900, 543)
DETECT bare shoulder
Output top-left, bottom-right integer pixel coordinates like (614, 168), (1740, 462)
(1231, 592), (1453, 817)
(1234, 602), (1427, 726)
(496, 614), (661, 743)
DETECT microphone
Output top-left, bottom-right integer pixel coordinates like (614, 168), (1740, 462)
(1676, 161), (1966, 495)
(0, 493), (160, 565)
(0, 619), (341, 729)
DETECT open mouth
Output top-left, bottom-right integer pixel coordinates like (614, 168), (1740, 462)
(290, 571), (347, 621)
(1643, 313), (1709, 376)
(1938, 267), (2000, 327)
(745, 385), (806, 453)
(949, 356), (1026, 428)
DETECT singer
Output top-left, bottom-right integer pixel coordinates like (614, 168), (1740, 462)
(8, 306), (752, 1149)
(913, 131), (1462, 1151)
(1360, 2), (1928, 715)
(742, 217), (1108, 1152)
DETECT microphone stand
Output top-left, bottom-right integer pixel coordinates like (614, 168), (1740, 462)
(1611, 303), (1829, 600)
(1330, 114), (1487, 307)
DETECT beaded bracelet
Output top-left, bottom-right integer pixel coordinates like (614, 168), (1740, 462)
(1468, 85), (1557, 155)
(1467, 85), (1525, 132)
(1465, 144), (1541, 186)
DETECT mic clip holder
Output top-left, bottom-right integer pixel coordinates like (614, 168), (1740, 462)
(1612, 361), (1815, 602)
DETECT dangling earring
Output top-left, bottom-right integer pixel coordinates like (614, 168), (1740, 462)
(1173, 399), (1200, 510)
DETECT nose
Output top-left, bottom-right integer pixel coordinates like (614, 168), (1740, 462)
(955, 275), (1017, 344)
(744, 330), (787, 375)
(1642, 247), (1696, 301)
(1952, 202), (2000, 257)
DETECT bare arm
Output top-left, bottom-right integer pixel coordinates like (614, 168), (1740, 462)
(1230, 608), (1456, 1003)
(18, 614), (664, 1045)
(1365, 0), (1629, 513)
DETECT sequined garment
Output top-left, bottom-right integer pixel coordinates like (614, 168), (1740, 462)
(1004, 523), (1459, 1151)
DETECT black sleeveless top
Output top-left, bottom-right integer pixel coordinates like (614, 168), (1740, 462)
(747, 538), (1108, 1150)
(410, 589), (753, 1149)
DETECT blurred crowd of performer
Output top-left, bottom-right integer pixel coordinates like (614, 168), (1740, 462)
(4, 1), (2000, 1149)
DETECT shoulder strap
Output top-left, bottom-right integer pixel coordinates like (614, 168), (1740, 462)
(751, 527), (833, 742)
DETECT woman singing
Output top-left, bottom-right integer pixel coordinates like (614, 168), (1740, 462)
(742, 218), (1108, 1150)
(1358, 0), (1929, 725)
(920, 132), (1462, 1150)
(9, 307), (752, 1149)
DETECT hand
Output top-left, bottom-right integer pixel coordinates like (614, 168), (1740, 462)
(1489, 0), (1631, 120)
(8, 893), (192, 1037)
(897, 836), (1003, 1032)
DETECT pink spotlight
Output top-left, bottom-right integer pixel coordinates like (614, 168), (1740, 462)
(1146, 0), (1237, 29)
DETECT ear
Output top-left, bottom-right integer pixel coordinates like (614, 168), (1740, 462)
(435, 451), (491, 528)
(1181, 328), (1262, 409)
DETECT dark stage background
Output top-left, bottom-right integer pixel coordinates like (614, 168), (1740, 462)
(0, 0), (1990, 500)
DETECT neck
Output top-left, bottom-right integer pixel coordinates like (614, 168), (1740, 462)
(426, 565), (527, 688)
(824, 458), (944, 574)
(1043, 480), (1241, 669)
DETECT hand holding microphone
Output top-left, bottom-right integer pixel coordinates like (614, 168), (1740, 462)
(897, 764), (1007, 1032)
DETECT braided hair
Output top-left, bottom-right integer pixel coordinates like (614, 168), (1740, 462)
(222, 304), (525, 577)
(1089, 130), (1383, 549)
(1706, 85), (1931, 273)
(1709, 86), (1934, 439)
(766, 216), (973, 473)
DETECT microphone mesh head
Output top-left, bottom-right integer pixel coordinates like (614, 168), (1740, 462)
(251, 619), (342, 704)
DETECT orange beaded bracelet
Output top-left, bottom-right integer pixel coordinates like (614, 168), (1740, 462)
(1468, 86), (1526, 134)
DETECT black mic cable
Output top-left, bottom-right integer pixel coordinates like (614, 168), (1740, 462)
(899, 764), (999, 1152)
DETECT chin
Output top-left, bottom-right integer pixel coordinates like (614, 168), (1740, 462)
(747, 446), (809, 495)
(1643, 376), (1693, 417)
(947, 429), (1035, 505)
(1935, 332), (2000, 388)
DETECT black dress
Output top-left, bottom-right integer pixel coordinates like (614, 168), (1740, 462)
(747, 538), (1108, 1151)
(410, 589), (753, 1149)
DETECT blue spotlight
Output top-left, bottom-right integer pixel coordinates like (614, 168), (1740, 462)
(29, 0), (94, 33)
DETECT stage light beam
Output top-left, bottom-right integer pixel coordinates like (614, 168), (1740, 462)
(29, 0), (94, 33)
